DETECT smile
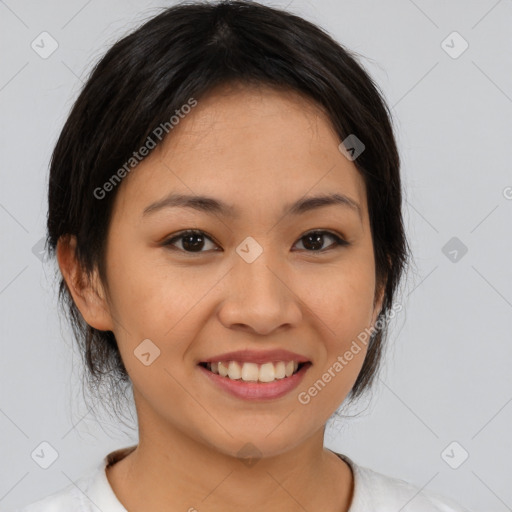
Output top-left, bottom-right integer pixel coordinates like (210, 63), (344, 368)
(198, 360), (312, 400)
(200, 360), (306, 382)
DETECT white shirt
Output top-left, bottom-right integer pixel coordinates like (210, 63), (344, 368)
(14, 446), (473, 512)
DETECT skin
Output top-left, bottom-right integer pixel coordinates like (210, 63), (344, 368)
(58, 82), (385, 512)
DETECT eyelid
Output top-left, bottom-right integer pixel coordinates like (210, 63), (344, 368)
(162, 228), (349, 253)
(291, 229), (349, 252)
(163, 229), (220, 252)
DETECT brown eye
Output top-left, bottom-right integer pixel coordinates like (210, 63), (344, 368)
(293, 230), (349, 252)
(163, 230), (218, 253)
(162, 229), (349, 255)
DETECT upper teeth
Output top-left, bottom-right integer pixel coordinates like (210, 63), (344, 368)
(207, 361), (300, 382)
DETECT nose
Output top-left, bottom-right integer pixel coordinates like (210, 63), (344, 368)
(216, 250), (302, 336)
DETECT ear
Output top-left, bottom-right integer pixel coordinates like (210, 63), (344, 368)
(372, 283), (385, 324)
(371, 254), (392, 327)
(371, 273), (388, 328)
(56, 235), (114, 332)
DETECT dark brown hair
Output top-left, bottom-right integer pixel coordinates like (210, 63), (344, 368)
(46, 0), (410, 421)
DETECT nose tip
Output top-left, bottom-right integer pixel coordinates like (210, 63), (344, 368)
(217, 259), (302, 335)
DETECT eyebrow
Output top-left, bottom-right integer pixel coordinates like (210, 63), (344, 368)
(142, 192), (362, 220)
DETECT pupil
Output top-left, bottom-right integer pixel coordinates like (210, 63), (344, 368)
(304, 232), (323, 251)
(180, 232), (325, 252)
(183, 233), (204, 251)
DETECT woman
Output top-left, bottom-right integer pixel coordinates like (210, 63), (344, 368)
(18, 1), (472, 510)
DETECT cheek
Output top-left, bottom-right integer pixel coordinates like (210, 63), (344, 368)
(106, 239), (187, 320)
(294, 263), (375, 414)
(298, 256), (377, 339)
(293, 254), (377, 403)
(105, 242), (222, 362)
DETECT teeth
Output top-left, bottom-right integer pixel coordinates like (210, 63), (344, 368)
(241, 362), (259, 382)
(218, 362), (229, 377)
(228, 361), (241, 380)
(206, 360), (303, 383)
(259, 362), (275, 382)
(274, 361), (286, 379)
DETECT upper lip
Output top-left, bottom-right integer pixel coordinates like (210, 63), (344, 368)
(199, 349), (311, 365)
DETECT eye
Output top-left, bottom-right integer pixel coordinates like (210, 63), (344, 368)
(292, 230), (349, 252)
(162, 229), (348, 254)
(162, 229), (219, 253)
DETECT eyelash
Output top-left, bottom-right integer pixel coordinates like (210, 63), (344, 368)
(162, 229), (349, 255)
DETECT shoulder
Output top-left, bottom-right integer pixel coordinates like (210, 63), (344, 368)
(336, 453), (473, 512)
(13, 464), (100, 512)
(14, 446), (135, 512)
(356, 465), (472, 511)
(14, 483), (84, 512)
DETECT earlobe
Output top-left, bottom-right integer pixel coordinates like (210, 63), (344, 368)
(56, 235), (114, 332)
(371, 255), (392, 326)
(371, 278), (386, 328)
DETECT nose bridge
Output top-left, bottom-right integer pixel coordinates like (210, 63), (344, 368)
(233, 237), (284, 300)
(217, 237), (301, 333)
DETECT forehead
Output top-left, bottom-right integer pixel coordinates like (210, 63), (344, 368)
(112, 83), (367, 222)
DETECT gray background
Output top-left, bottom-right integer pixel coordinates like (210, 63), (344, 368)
(1, 0), (511, 510)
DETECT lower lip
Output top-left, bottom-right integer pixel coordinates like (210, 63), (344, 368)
(198, 363), (311, 401)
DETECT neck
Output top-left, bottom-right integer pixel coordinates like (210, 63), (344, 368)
(106, 405), (353, 512)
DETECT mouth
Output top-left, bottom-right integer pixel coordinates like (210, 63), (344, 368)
(197, 360), (312, 400)
(198, 360), (310, 383)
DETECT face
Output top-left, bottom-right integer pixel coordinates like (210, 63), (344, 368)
(67, 83), (384, 459)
